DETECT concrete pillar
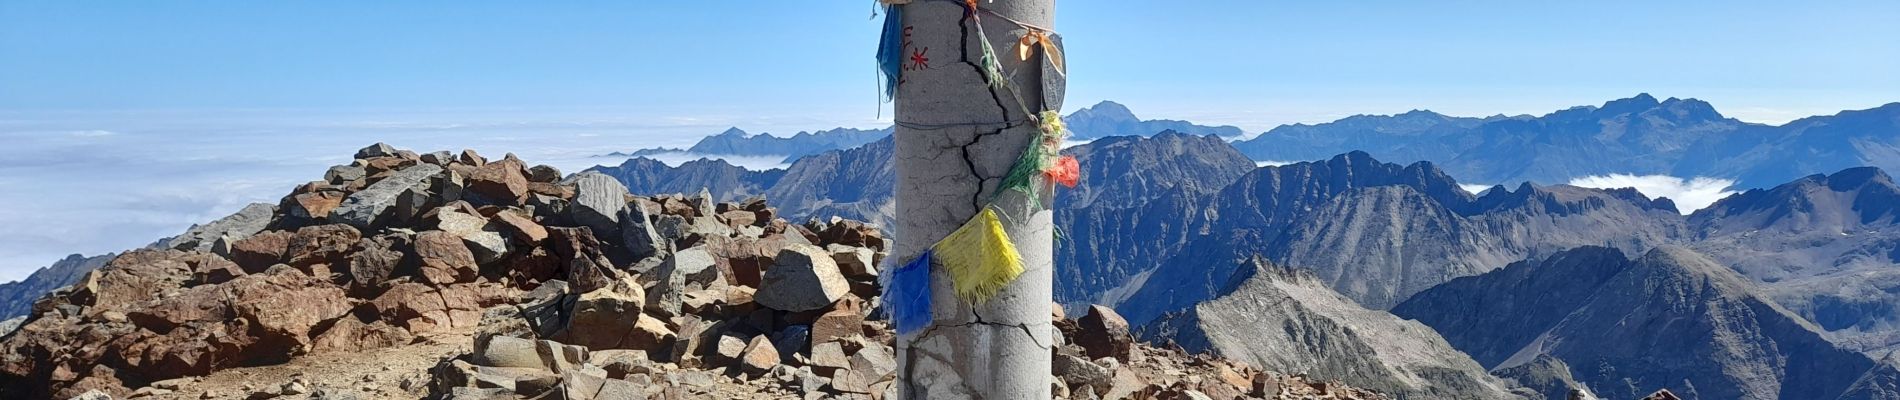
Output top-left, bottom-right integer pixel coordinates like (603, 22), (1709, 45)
(892, 0), (1061, 398)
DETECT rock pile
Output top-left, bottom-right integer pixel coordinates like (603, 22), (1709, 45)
(0, 143), (1383, 400)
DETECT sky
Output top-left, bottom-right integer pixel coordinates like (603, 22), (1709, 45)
(0, 1), (1897, 280)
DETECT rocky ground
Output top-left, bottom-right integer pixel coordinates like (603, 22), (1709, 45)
(2, 144), (1381, 400)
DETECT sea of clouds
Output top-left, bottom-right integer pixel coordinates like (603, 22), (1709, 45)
(0, 109), (818, 281)
(1567, 174), (1739, 214)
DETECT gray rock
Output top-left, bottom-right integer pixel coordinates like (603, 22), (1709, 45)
(67, 389), (112, 400)
(828, 244), (876, 279)
(618, 205), (664, 260)
(527, 165), (562, 183)
(654, 214), (691, 242)
(1053, 353), (1111, 393)
(325, 165), (366, 184)
(565, 172), (630, 237)
(165, 203), (276, 252)
(330, 164), (443, 229)
(668, 370), (718, 388)
(754, 244), (849, 312)
(848, 343), (896, 380)
(472, 335), (543, 369)
(446, 387), (510, 400)
(691, 187), (717, 217)
(436, 210), (510, 264)
(355, 143), (399, 159)
(421, 151), (455, 166)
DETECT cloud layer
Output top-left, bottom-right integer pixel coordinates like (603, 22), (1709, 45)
(1567, 174), (1739, 214)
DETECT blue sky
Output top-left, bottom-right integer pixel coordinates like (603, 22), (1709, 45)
(4, 1), (1898, 132)
(0, 1), (1897, 279)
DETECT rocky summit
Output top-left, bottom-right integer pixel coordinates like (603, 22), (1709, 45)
(0, 143), (1382, 400)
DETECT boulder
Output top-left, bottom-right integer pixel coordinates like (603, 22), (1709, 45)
(310, 318), (413, 353)
(533, 339), (588, 373)
(347, 236), (408, 295)
(225, 269), (355, 357)
(564, 172), (629, 237)
(740, 335), (780, 377)
(721, 210), (758, 228)
(809, 297), (866, 346)
(420, 151), (454, 166)
(555, 284), (647, 349)
(690, 188), (717, 217)
(807, 341), (850, 370)
(355, 143), (399, 159)
(458, 149), (487, 166)
(829, 244), (877, 279)
(189, 256), (245, 286)
(467, 159), (529, 204)
(849, 343), (896, 381)
(371, 282), (505, 334)
(1076, 305), (1134, 362)
(1054, 353), (1112, 393)
(330, 164), (444, 229)
(755, 244), (850, 312)
(527, 165), (562, 183)
(619, 204), (665, 260)
(491, 209), (548, 244)
(433, 209), (510, 265)
(712, 334), (749, 367)
(471, 335), (543, 369)
(230, 231), (294, 273)
(415, 231), (480, 285)
(284, 224), (361, 273)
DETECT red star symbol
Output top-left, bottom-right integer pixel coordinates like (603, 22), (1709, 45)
(908, 47), (930, 70)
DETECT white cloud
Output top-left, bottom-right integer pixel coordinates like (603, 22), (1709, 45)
(67, 130), (116, 137)
(1567, 174), (1738, 214)
(1460, 183), (1495, 195)
(601, 151), (791, 171)
(1256, 160), (1294, 167)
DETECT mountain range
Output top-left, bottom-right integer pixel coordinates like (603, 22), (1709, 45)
(2, 95), (1896, 399)
(581, 106), (1900, 398)
(616, 127), (893, 162)
(1235, 94), (1900, 188)
(608, 100), (1243, 162)
(1393, 246), (1894, 400)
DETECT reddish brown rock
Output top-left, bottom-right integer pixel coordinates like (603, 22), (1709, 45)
(739, 335), (779, 377)
(229, 230), (294, 272)
(554, 284), (646, 349)
(311, 317), (414, 353)
(468, 158), (529, 204)
(810, 296), (866, 346)
(507, 246), (562, 285)
(285, 224), (361, 274)
(415, 230), (479, 285)
(284, 190), (346, 221)
(1077, 305), (1135, 362)
(720, 210), (758, 228)
(526, 182), (574, 199)
(189, 254), (245, 286)
(491, 209), (548, 244)
(226, 269), (355, 353)
(458, 149), (487, 166)
(371, 282), (510, 334)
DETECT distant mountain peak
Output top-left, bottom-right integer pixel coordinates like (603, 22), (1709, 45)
(1598, 93), (1663, 115)
(715, 127), (749, 137)
(1079, 100), (1138, 121)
